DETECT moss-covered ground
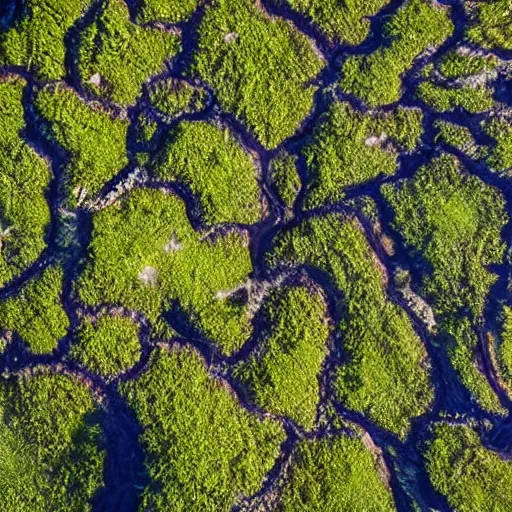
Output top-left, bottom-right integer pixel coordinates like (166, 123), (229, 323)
(193, 0), (324, 148)
(382, 154), (507, 413)
(121, 345), (285, 511)
(424, 422), (512, 511)
(70, 315), (141, 377)
(267, 214), (434, 437)
(77, 0), (181, 106)
(0, 0), (511, 509)
(151, 120), (262, 225)
(0, 371), (104, 511)
(234, 284), (330, 430)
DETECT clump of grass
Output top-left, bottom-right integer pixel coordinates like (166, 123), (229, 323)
(281, 0), (390, 45)
(78, 0), (181, 106)
(267, 213), (434, 437)
(70, 315), (141, 377)
(303, 101), (423, 209)
(0, 0), (93, 80)
(152, 120), (261, 225)
(268, 151), (301, 211)
(149, 78), (208, 119)
(234, 285), (330, 430)
(467, 0), (512, 51)
(0, 266), (69, 354)
(382, 154), (507, 412)
(280, 429), (396, 511)
(193, 0), (324, 149)
(417, 81), (494, 113)
(438, 50), (498, 78)
(424, 422), (512, 511)
(77, 188), (253, 355)
(341, 0), (453, 106)
(121, 345), (285, 512)
(0, 76), (51, 287)
(0, 372), (104, 511)
(35, 83), (129, 206)
(136, 0), (198, 24)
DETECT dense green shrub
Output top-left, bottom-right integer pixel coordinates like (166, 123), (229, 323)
(193, 0), (324, 148)
(382, 154), (507, 412)
(148, 78), (207, 119)
(78, 0), (181, 106)
(267, 214), (434, 437)
(136, 0), (198, 24)
(234, 285), (330, 430)
(424, 422), (512, 511)
(121, 345), (285, 511)
(280, 431), (396, 511)
(268, 151), (301, 210)
(303, 101), (423, 209)
(467, 0), (512, 51)
(0, 76), (51, 286)
(77, 188), (253, 354)
(0, 266), (69, 354)
(70, 316), (141, 377)
(0, 0), (93, 80)
(0, 372), (104, 511)
(417, 81), (494, 113)
(282, 0), (390, 44)
(152, 120), (261, 225)
(438, 51), (497, 79)
(341, 0), (453, 106)
(35, 84), (129, 206)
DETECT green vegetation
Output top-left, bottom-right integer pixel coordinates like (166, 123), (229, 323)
(153, 120), (261, 225)
(0, 76), (51, 286)
(234, 285), (330, 430)
(382, 154), (507, 412)
(280, 430), (396, 511)
(282, 0), (390, 44)
(137, 0), (198, 24)
(467, 0), (512, 51)
(135, 113), (158, 144)
(438, 51), (497, 79)
(193, 0), (324, 148)
(424, 422), (512, 511)
(483, 118), (512, 174)
(0, 0), (93, 80)
(70, 315), (141, 377)
(303, 101), (423, 209)
(0, 266), (69, 354)
(77, 188), (253, 354)
(122, 345), (285, 511)
(148, 78), (208, 119)
(382, 154), (506, 323)
(35, 84), (129, 205)
(417, 81), (494, 113)
(267, 214), (434, 437)
(434, 120), (477, 154)
(269, 151), (301, 210)
(78, 0), (181, 106)
(341, 0), (453, 106)
(496, 306), (512, 390)
(0, 372), (104, 511)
